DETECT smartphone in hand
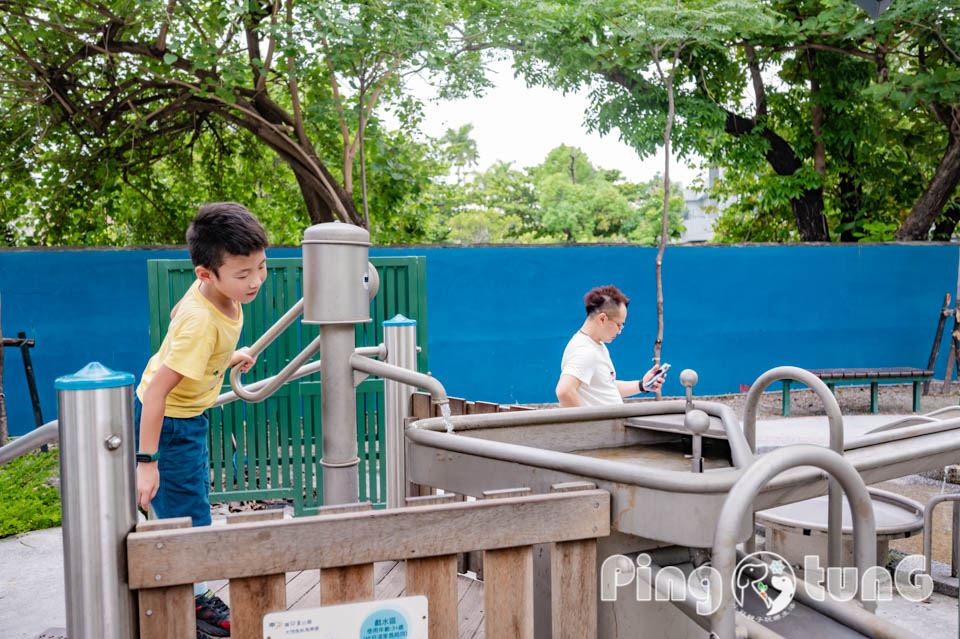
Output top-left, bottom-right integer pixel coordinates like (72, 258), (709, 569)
(648, 363), (670, 386)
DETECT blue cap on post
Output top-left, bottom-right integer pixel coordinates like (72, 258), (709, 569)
(55, 362), (135, 390)
(383, 314), (416, 327)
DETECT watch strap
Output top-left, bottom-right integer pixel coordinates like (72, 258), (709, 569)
(136, 452), (160, 463)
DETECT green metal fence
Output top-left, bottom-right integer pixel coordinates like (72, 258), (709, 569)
(146, 257), (427, 515)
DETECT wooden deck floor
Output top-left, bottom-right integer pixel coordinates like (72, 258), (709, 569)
(208, 561), (486, 638)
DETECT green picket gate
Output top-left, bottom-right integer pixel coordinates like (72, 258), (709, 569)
(146, 257), (427, 515)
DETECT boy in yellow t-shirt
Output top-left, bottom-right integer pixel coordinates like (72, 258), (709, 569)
(134, 202), (268, 638)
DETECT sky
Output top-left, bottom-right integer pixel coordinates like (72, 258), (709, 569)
(394, 59), (702, 190)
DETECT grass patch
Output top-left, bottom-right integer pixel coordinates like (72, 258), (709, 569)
(0, 445), (61, 537)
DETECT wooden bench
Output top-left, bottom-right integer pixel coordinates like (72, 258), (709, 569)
(780, 367), (934, 416)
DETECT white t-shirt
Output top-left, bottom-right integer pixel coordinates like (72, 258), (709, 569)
(560, 331), (623, 406)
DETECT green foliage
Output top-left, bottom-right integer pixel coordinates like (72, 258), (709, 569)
(0, 447), (62, 538)
(0, 0), (496, 243)
(497, 0), (960, 243)
(439, 124), (481, 182)
(367, 127), (455, 244)
(428, 145), (685, 244)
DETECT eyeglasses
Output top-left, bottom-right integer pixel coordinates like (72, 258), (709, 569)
(602, 313), (624, 330)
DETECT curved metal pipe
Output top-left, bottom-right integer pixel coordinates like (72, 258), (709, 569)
(412, 399), (754, 469)
(863, 415), (938, 434)
(229, 299), (306, 402)
(710, 445), (877, 639)
(847, 416), (960, 450)
(349, 354), (448, 405)
(923, 493), (960, 578)
(231, 333), (323, 403)
(0, 420), (59, 466)
(407, 426), (750, 493)
(214, 344), (385, 408)
(789, 562), (921, 638)
(743, 366), (844, 566)
(406, 406), (960, 496)
(925, 405), (960, 420)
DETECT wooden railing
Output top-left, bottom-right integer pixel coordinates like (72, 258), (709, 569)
(411, 391), (537, 420)
(127, 488), (610, 639)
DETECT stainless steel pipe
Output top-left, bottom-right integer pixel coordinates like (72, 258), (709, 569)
(710, 444), (877, 639)
(382, 316), (418, 508)
(215, 344), (385, 408)
(55, 362), (138, 639)
(350, 353), (449, 407)
(228, 299), (307, 402)
(320, 324), (360, 505)
(411, 399), (752, 469)
(0, 419), (58, 465)
(743, 366), (845, 567)
(923, 493), (960, 579)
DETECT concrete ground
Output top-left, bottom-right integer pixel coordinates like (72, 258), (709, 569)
(2, 413), (958, 638)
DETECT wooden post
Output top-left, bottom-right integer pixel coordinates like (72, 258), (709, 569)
(318, 502), (375, 605)
(945, 341), (956, 394)
(925, 293), (951, 395)
(474, 489), (532, 585)
(551, 482), (598, 639)
(136, 517), (195, 639)
(406, 554), (458, 639)
(483, 544), (534, 639)
(227, 510), (287, 639)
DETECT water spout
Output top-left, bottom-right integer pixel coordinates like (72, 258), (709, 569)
(440, 403), (454, 434)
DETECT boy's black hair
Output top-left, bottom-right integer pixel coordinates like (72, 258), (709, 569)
(186, 202), (269, 274)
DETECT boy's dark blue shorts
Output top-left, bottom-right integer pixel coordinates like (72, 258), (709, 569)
(134, 396), (212, 527)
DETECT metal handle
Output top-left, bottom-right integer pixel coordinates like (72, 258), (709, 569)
(216, 344), (385, 407)
(0, 420), (59, 466)
(229, 299), (310, 402)
(742, 365), (845, 567)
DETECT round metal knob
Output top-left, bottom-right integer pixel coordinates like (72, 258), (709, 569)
(679, 369), (699, 388)
(684, 409), (710, 435)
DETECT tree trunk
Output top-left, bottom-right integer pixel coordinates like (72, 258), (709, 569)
(725, 111), (829, 241)
(931, 201), (960, 240)
(837, 169), (863, 242)
(808, 51), (827, 179)
(202, 98), (364, 226)
(600, 64), (829, 241)
(896, 123), (960, 241)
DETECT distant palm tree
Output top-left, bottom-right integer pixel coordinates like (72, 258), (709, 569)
(440, 124), (480, 182)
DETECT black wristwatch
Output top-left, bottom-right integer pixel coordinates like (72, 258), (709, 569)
(136, 452), (160, 463)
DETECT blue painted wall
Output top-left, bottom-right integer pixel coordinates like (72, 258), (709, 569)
(1, 244), (957, 436)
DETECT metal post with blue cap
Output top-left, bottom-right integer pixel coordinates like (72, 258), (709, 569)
(383, 314), (417, 508)
(55, 362), (137, 639)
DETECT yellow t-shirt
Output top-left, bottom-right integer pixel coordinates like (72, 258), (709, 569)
(137, 280), (244, 417)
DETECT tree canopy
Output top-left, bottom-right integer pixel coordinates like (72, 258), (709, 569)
(434, 144), (686, 244)
(498, 0), (960, 242)
(0, 0), (494, 244)
(1, 0), (958, 245)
